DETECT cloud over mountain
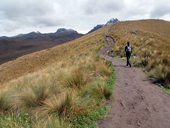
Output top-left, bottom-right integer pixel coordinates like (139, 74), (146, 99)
(0, 0), (169, 36)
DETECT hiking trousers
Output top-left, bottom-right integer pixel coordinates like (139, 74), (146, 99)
(126, 52), (131, 67)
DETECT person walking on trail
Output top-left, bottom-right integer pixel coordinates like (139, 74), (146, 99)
(125, 42), (132, 67)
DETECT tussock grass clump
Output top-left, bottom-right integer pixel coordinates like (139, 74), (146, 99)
(64, 69), (87, 89)
(40, 91), (74, 117)
(149, 65), (170, 88)
(0, 91), (12, 113)
(96, 61), (112, 78)
(80, 80), (113, 103)
(93, 82), (112, 100)
(17, 84), (49, 109)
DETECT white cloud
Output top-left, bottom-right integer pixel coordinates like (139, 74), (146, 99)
(82, 0), (124, 15)
(150, 1), (170, 18)
(0, 0), (169, 36)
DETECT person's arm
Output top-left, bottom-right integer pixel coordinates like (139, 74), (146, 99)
(125, 46), (127, 52)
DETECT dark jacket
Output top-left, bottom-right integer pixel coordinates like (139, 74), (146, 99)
(125, 45), (132, 57)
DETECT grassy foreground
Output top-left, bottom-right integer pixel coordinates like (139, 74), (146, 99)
(0, 26), (116, 127)
(0, 58), (115, 128)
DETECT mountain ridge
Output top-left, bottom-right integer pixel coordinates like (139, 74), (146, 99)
(88, 18), (119, 33)
(0, 28), (83, 64)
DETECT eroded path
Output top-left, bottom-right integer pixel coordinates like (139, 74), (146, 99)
(99, 36), (170, 128)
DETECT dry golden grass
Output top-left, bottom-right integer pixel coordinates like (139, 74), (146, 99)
(40, 91), (74, 117)
(0, 91), (12, 112)
(0, 52), (113, 127)
(63, 69), (87, 89)
(0, 24), (114, 127)
(109, 19), (170, 87)
(0, 25), (109, 86)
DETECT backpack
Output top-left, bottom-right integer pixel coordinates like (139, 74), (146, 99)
(126, 46), (131, 52)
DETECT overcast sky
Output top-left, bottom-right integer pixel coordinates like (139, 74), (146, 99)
(0, 0), (170, 36)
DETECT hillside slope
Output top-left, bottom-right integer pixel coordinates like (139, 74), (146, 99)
(110, 19), (170, 39)
(0, 19), (170, 88)
(0, 29), (83, 65)
(108, 19), (170, 87)
(0, 23), (115, 128)
(0, 25), (110, 86)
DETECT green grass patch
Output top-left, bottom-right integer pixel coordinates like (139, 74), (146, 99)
(162, 87), (170, 94)
(0, 113), (32, 128)
(106, 66), (116, 90)
(69, 65), (116, 128)
(70, 106), (111, 128)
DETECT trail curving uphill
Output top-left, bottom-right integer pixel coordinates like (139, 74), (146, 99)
(99, 36), (170, 128)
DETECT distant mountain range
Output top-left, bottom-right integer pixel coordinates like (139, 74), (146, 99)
(0, 28), (83, 64)
(0, 18), (119, 65)
(2, 28), (82, 41)
(88, 18), (119, 33)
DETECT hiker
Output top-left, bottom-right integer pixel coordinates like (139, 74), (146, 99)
(125, 42), (132, 67)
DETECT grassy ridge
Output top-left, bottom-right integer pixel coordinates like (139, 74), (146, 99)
(109, 19), (170, 88)
(0, 25), (109, 86)
(0, 25), (116, 127)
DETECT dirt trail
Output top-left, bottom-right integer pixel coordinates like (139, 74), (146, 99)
(99, 36), (170, 128)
